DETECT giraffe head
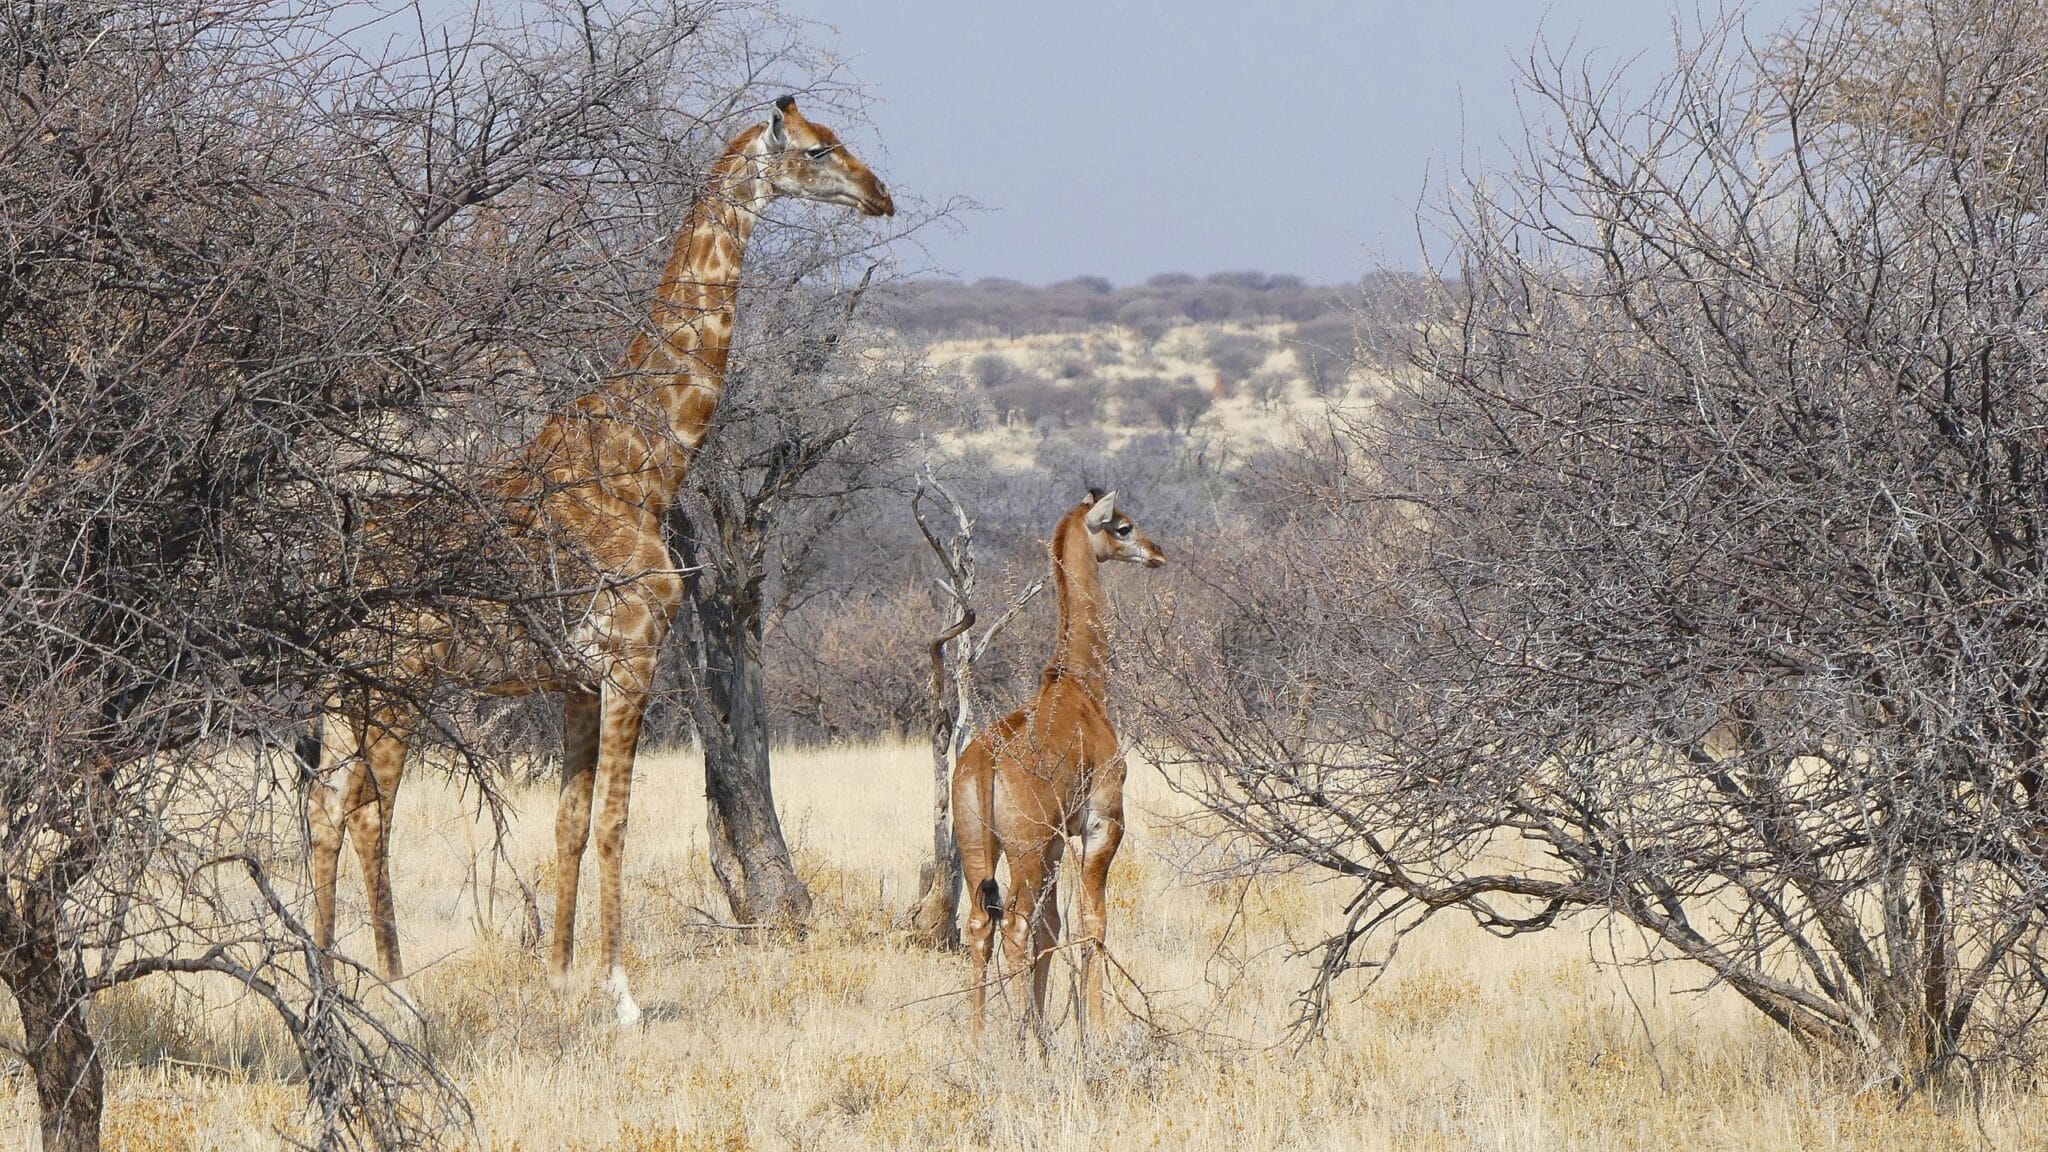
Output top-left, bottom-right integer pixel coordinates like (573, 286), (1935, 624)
(757, 95), (895, 217)
(1081, 489), (1166, 568)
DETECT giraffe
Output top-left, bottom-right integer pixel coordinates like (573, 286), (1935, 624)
(308, 96), (892, 1028)
(953, 490), (1165, 1046)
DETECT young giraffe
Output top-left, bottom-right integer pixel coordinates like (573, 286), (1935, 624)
(954, 490), (1166, 1045)
(309, 97), (892, 1028)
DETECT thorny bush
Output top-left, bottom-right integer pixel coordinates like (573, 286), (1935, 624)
(1133, 0), (2048, 1088)
(0, 0), (848, 1147)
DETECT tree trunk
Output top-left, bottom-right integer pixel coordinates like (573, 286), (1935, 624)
(908, 615), (971, 950)
(1916, 859), (1951, 1079)
(3, 902), (104, 1152)
(687, 549), (812, 927)
(907, 707), (963, 949)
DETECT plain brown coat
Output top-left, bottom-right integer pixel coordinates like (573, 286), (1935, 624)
(953, 491), (1165, 1043)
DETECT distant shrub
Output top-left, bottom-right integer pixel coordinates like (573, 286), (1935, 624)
(1246, 369), (1291, 410)
(875, 271), (1399, 340)
(1115, 298), (1176, 346)
(1116, 375), (1166, 426)
(1156, 328), (1203, 362)
(1205, 330), (1272, 391)
(1183, 283), (1248, 323)
(989, 374), (1100, 428)
(1157, 378), (1214, 433)
(952, 374), (996, 431)
(1206, 270), (1274, 290)
(1291, 314), (1358, 397)
(1120, 374), (1212, 434)
(1068, 374), (1107, 420)
(1031, 423), (1110, 469)
(985, 374), (1036, 423)
(970, 353), (1019, 390)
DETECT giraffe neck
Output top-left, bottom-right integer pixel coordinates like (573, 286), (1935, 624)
(600, 125), (776, 513)
(1047, 509), (1109, 696)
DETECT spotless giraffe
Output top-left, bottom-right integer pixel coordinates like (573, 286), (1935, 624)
(954, 490), (1165, 1045)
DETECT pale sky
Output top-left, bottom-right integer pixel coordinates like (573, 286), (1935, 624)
(787, 1), (1819, 284)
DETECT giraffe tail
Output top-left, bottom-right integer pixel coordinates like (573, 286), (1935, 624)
(978, 877), (1003, 924)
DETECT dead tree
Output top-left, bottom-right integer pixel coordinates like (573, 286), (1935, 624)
(906, 466), (1044, 948)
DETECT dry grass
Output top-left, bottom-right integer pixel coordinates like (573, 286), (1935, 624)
(4, 740), (2043, 1150)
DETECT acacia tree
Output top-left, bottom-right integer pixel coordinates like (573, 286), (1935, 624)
(1136, 0), (2048, 1086)
(0, 0), (833, 1146)
(0, 6), (494, 1145)
(666, 263), (938, 924)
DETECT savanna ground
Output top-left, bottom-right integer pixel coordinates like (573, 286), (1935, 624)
(4, 742), (2041, 1150)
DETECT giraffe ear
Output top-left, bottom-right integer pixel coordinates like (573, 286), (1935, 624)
(765, 108), (789, 152)
(1085, 491), (1117, 530)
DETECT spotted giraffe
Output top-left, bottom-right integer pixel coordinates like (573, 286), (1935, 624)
(309, 97), (893, 1028)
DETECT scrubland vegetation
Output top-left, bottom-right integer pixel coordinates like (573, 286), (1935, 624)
(10, 0), (2048, 1149)
(15, 744), (2046, 1151)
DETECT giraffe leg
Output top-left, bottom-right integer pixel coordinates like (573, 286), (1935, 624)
(1076, 801), (1124, 1044)
(953, 748), (1000, 1047)
(307, 698), (363, 983)
(594, 675), (650, 1028)
(1028, 847), (1063, 1036)
(963, 875), (1001, 1049)
(549, 690), (600, 991)
(1000, 845), (1051, 1048)
(344, 701), (417, 1009)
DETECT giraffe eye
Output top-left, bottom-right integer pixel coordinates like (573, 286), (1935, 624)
(805, 145), (835, 160)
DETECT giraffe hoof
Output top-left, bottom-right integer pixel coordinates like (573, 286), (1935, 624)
(388, 978), (420, 1017)
(383, 980), (429, 1046)
(606, 966), (642, 1029)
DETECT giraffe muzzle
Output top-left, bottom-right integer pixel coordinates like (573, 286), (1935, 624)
(862, 179), (895, 217)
